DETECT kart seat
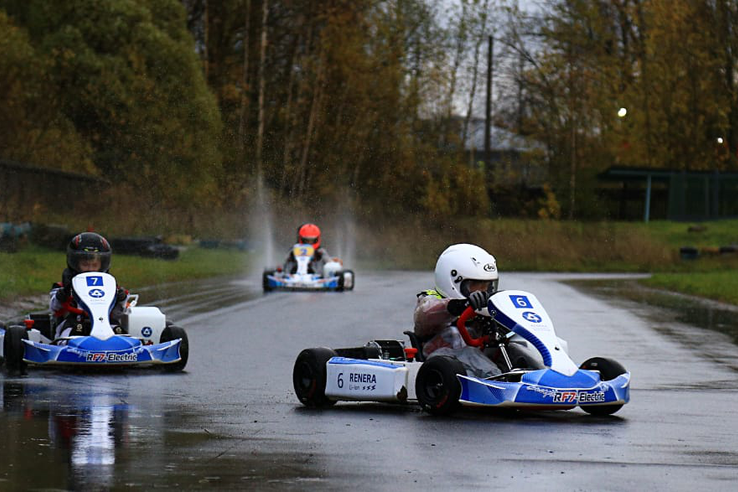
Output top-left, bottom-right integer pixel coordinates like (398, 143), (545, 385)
(403, 331), (426, 362)
(28, 313), (56, 340)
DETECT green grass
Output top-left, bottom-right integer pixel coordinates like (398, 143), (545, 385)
(643, 270), (738, 305)
(3, 217), (737, 305)
(0, 246), (252, 301)
(359, 217), (738, 304)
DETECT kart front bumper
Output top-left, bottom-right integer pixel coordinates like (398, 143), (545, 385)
(21, 338), (183, 367)
(266, 275), (341, 291)
(458, 369), (630, 409)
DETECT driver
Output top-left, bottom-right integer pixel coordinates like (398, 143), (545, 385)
(49, 232), (128, 339)
(414, 243), (502, 378)
(282, 223), (331, 275)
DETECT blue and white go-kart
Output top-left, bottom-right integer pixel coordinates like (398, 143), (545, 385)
(263, 244), (354, 292)
(0, 272), (188, 374)
(293, 289), (630, 416)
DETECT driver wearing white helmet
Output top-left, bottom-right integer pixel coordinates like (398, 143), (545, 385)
(413, 243), (502, 378)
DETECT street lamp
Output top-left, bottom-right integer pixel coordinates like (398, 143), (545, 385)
(717, 137), (724, 144)
(617, 107), (627, 118)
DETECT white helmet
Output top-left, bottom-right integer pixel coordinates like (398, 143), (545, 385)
(434, 243), (499, 299)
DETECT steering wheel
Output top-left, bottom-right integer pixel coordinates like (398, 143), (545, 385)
(456, 306), (490, 348)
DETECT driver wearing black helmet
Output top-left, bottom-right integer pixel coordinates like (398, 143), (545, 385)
(49, 232), (129, 339)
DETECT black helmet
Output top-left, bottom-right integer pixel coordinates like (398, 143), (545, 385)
(67, 232), (112, 273)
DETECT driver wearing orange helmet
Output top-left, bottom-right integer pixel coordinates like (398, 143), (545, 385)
(283, 223), (331, 275)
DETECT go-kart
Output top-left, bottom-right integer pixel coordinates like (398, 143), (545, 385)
(293, 289), (630, 416)
(263, 243), (354, 292)
(0, 272), (188, 374)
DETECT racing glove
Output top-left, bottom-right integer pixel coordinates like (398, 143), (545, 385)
(116, 287), (128, 302)
(468, 290), (490, 311)
(447, 299), (468, 316)
(54, 286), (70, 303)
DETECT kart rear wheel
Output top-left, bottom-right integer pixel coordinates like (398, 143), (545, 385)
(415, 355), (465, 416)
(262, 270), (274, 292)
(4, 326), (28, 376)
(160, 325), (189, 372)
(580, 357), (627, 416)
(293, 347), (337, 408)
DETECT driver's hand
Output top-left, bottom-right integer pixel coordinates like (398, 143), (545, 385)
(54, 286), (70, 302)
(116, 287), (128, 302)
(468, 291), (490, 311)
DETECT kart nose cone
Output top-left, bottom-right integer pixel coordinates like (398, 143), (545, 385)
(69, 336), (141, 351)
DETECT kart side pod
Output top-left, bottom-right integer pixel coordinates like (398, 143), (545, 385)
(122, 306), (167, 344)
(324, 358), (422, 402)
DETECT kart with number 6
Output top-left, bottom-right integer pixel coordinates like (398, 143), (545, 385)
(293, 289), (630, 416)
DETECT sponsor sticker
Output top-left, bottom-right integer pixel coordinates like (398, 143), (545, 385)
(88, 289), (105, 298)
(553, 391), (578, 403)
(522, 311), (542, 323)
(509, 295), (532, 309)
(552, 391), (607, 403)
(578, 391), (606, 403)
(85, 352), (138, 363)
(337, 372), (378, 392)
(141, 326), (153, 337)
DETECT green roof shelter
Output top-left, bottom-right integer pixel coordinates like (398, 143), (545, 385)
(599, 166), (738, 222)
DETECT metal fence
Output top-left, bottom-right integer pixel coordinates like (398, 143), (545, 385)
(0, 159), (109, 222)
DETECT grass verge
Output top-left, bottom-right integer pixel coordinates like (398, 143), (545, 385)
(0, 246), (252, 301)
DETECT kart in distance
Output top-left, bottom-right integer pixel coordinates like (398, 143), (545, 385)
(263, 243), (354, 292)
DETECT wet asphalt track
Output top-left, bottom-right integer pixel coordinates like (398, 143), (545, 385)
(2, 271), (738, 491)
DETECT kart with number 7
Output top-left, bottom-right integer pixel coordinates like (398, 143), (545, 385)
(0, 271), (188, 374)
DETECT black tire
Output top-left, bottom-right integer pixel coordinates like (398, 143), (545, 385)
(160, 325), (189, 372)
(4, 326), (28, 375)
(336, 272), (345, 292)
(293, 347), (337, 408)
(343, 270), (355, 291)
(0, 321), (5, 366)
(579, 357), (627, 416)
(262, 270), (274, 292)
(415, 355), (465, 416)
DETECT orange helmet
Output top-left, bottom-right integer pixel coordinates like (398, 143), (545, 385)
(297, 223), (321, 249)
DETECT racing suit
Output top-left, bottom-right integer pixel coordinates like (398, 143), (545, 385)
(49, 268), (128, 339)
(414, 289), (501, 378)
(283, 247), (330, 275)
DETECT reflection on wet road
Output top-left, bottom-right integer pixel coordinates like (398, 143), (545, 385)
(2, 272), (738, 490)
(568, 278), (738, 374)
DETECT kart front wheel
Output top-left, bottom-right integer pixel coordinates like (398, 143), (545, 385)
(160, 325), (189, 372)
(341, 270), (355, 291)
(262, 270), (275, 292)
(293, 347), (337, 408)
(416, 355), (465, 416)
(4, 326), (28, 376)
(580, 357), (627, 416)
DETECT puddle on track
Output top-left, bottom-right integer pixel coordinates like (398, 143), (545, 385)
(567, 278), (738, 373)
(0, 378), (324, 491)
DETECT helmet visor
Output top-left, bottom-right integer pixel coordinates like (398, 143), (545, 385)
(301, 236), (319, 245)
(460, 279), (499, 298)
(69, 250), (111, 273)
